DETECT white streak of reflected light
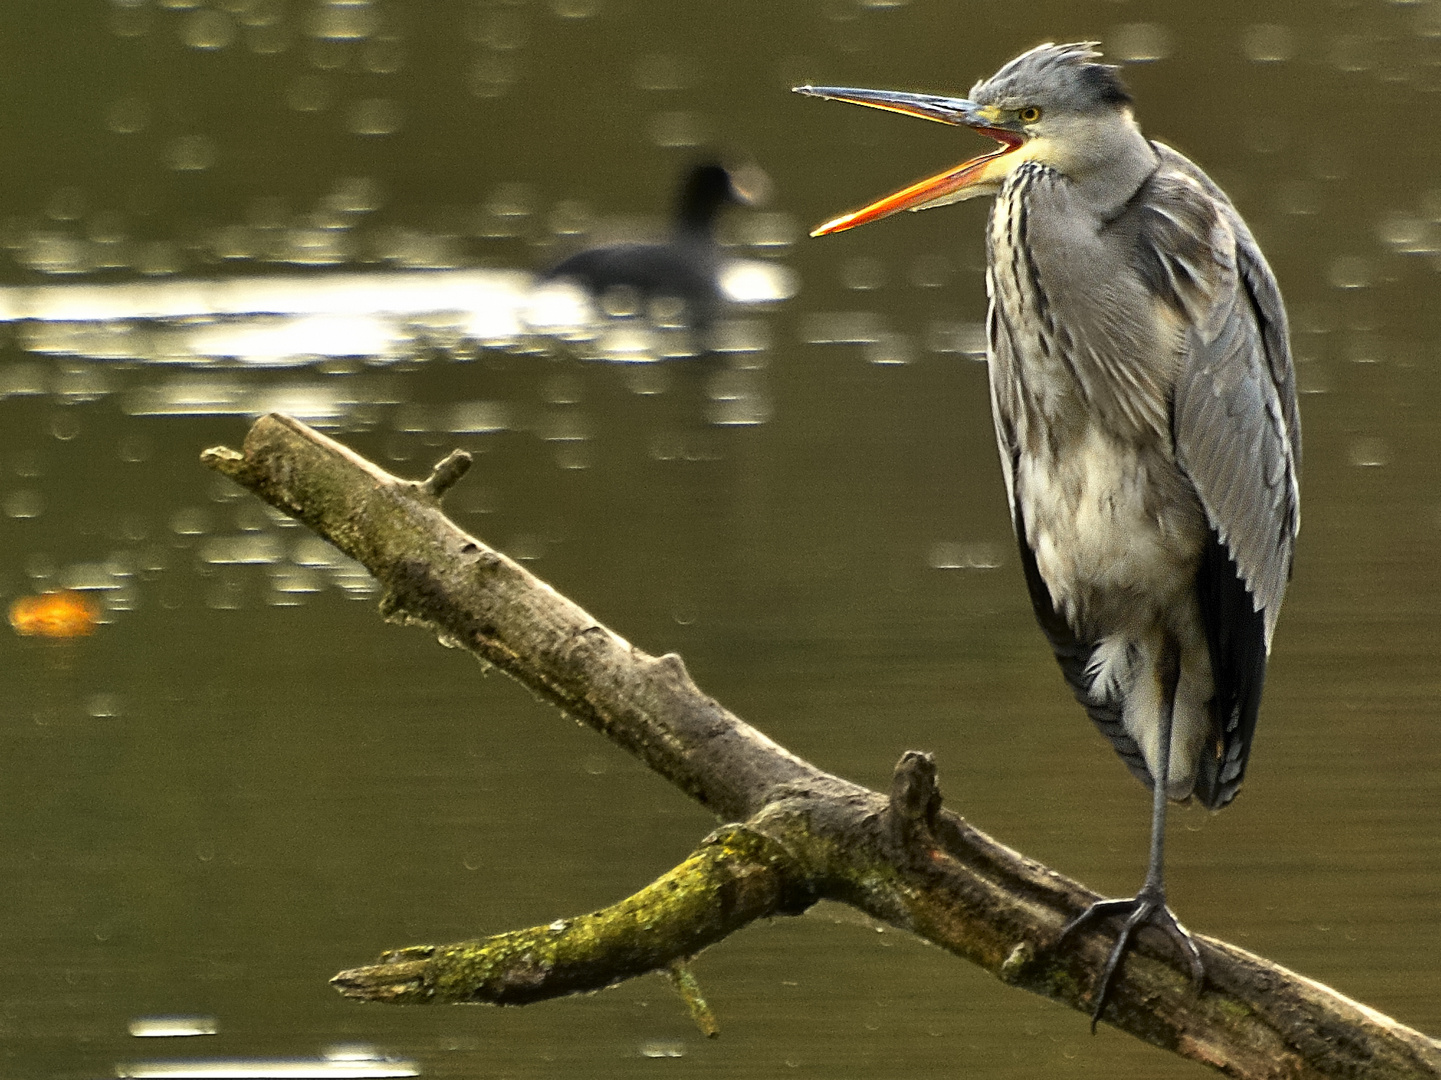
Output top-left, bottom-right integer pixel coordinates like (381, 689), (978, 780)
(116, 1059), (418, 1079)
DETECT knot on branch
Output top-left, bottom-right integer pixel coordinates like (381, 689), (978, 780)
(650, 651), (699, 693)
(699, 823), (816, 916)
(999, 941), (1039, 986)
(886, 750), (942, 860)
(419, 450), (473, 499)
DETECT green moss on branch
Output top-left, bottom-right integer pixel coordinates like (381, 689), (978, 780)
(330, 825), (808, 1006)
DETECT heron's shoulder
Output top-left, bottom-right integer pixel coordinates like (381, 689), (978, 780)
(1148, 145), (1299, 478)
(1126, 147), (1233, 238)
(1107, 150), (1238, 323)
(1148, 141), (1238, 209)
(1141, 143), (1272, 268)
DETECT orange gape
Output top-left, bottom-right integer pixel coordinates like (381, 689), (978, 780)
(8, 591), (101, 638)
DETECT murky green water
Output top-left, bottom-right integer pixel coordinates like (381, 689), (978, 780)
(1, 2), (1438, 1078)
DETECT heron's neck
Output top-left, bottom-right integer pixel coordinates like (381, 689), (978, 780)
(1042, 110), (1159, 220)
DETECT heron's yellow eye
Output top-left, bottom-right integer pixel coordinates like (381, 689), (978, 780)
(1019, 106), (1041, 123)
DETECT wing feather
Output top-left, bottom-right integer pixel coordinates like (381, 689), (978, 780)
(1145, 144), (1300, 640)
(1145, 145), (1301, 806)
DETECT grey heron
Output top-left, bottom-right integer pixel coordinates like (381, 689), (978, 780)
(795, 42), (1301, 1024)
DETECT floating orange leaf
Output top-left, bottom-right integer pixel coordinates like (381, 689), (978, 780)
(8, 590), (101, 638)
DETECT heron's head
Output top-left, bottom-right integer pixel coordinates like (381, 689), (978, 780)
(795, 43), (1143, 235)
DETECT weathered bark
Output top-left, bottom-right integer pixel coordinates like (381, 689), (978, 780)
(203, 413), (1441, 1080)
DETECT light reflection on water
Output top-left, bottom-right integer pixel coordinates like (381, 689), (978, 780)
(128, 1016), (219, 1039)
(1, 266), (796, 362)
(118, 1046), (419, 1080)
(0, 264), (805, 624)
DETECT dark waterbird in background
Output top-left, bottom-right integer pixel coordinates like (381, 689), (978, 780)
(540, 161), (764, 332)
(797, 42), (1300, 1023)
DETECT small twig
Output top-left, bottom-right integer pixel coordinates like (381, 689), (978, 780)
(419, 450), (472, 499)
(665, 960), (720, 1039)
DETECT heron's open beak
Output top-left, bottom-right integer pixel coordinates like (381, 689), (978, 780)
(792, 86), (1023, 236)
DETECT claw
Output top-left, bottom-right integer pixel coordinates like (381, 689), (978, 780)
(1057, 886), (1205, 1031)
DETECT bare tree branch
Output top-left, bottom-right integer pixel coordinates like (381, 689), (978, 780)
(202, 413), (1441, 1080)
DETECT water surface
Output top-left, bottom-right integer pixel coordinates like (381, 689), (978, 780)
(1, 2), (1438, 1078)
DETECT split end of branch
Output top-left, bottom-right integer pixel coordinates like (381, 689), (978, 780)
(331, 957), (431, 1003)
(200, 445), (249, 483)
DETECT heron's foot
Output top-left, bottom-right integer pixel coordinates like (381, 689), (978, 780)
(1056, 883), (1205, 1031)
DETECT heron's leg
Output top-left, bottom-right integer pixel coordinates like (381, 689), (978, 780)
(1056, 641), (1205, 1029)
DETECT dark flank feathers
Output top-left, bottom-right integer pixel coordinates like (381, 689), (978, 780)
(1191, 523), (1269, 809)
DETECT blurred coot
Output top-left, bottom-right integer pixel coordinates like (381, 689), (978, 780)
(541, 162), (761, 329)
